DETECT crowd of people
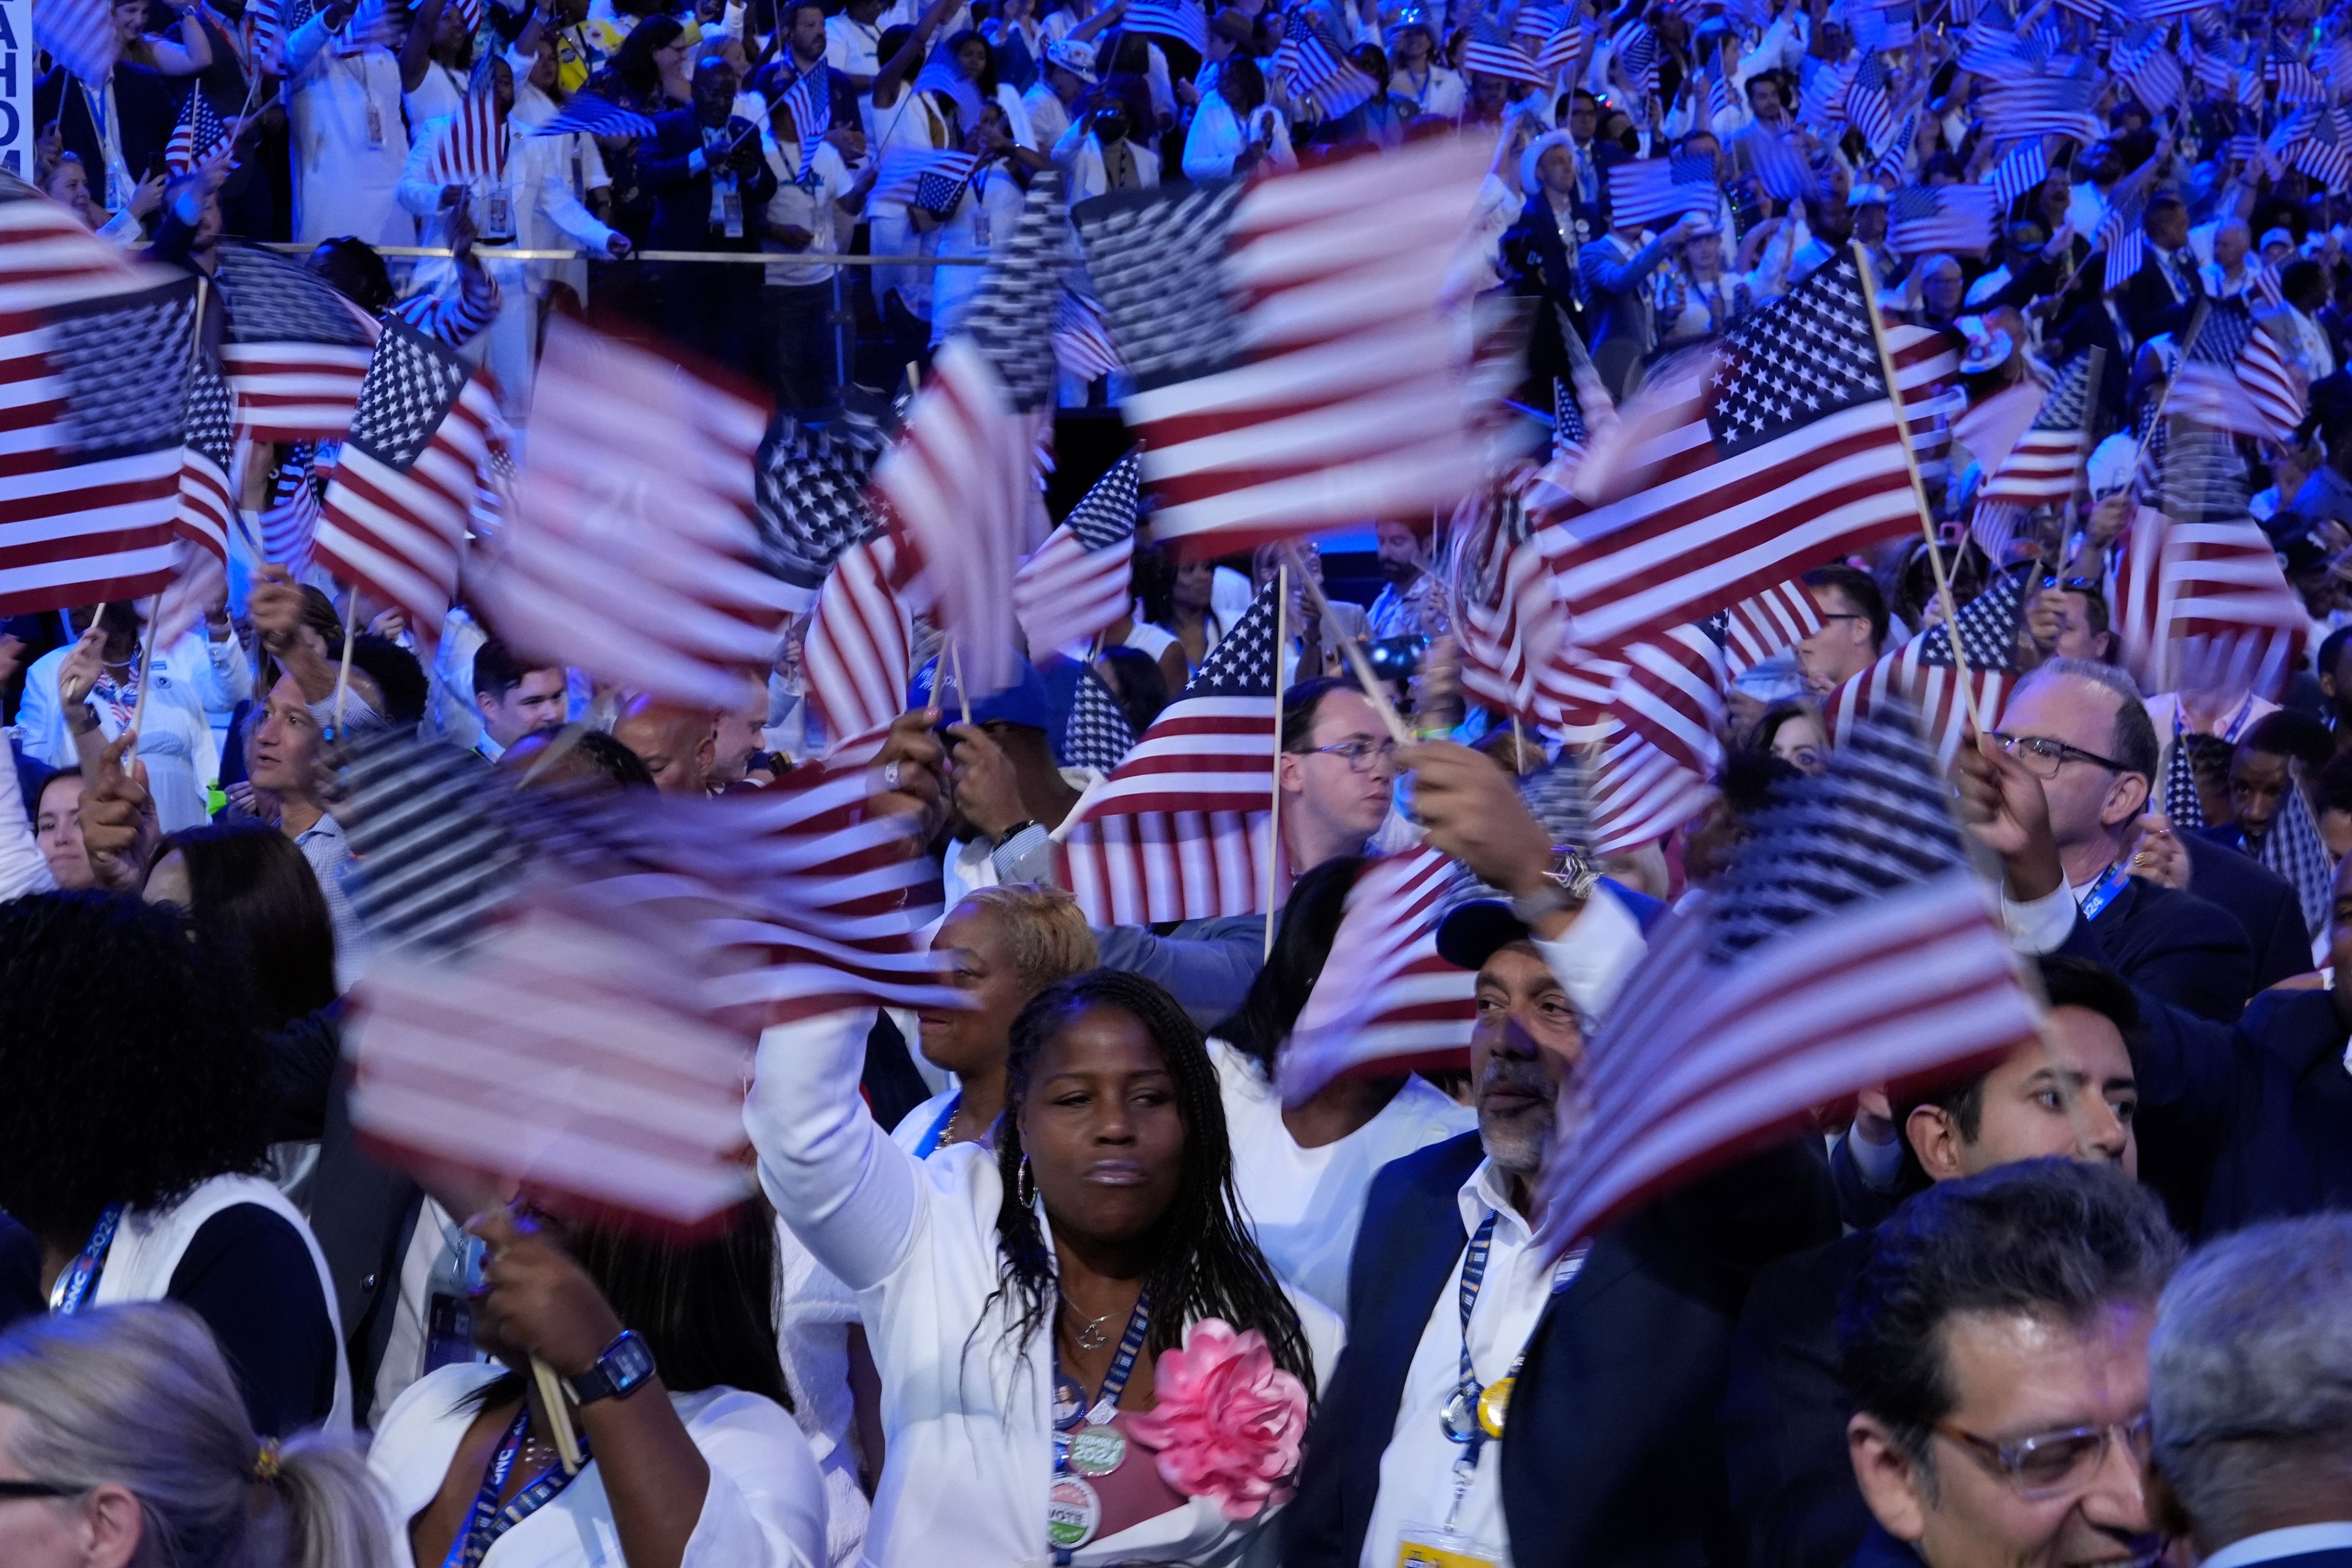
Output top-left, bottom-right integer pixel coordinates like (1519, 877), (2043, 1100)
(12, 0), (2352, 1562)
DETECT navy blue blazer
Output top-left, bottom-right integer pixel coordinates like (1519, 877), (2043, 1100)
(2180, 834), (2315, 991)
(639, 109), (778, 251)
(2076, 875), (2253, 1024)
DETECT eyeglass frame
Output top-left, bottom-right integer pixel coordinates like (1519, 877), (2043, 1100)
(1988, 730), (2131, 779)
(1298, 737), (1401, 773)
(1933, 1412), (2154, 1501)
(0, 1480), (82, 1501)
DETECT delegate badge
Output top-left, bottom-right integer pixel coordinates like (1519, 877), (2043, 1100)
(1477, 1376), (1514, 1439)
(1047, 1476), (1101, 1550)
(1067, 1424), (1128, 1477)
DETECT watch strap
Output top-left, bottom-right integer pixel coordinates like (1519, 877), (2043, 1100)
(564, 1329), (651, 1406)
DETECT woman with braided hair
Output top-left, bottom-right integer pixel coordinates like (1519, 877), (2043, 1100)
(747, 968), (1341, 1566)
(0, 1302), (389, 1568)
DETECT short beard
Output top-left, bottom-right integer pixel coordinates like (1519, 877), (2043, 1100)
(1479, 1112), (1549, 1179)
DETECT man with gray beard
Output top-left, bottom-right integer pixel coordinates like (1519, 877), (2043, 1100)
(1284, 744), (1838, 1568)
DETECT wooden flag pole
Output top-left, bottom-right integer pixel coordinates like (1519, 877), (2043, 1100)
(1281, 542), (1414, 746)
(1265, 562), (1287, 960)
(330, 588), (358, 733)
(947, 636), (972, 725)
(1850, 243), (1986, 736)
(529, 1357), (584, 1475)
(126, 594), (164, 740)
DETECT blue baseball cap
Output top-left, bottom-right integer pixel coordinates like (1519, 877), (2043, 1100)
(911, 652), (1053, 732)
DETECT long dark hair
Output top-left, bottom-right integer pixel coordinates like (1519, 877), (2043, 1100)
(986, 970), (1316, 1391)
(157, 822), (337, 1030)
(609, 15), (686, 99)
(467, 1202), (791, 1415)
(1210, 856), (1362, 1079)
(1218, 54), (1267, 116)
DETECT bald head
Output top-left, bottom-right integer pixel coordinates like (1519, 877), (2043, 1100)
(611, 696), (718, 794)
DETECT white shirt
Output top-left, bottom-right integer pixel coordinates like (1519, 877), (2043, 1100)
(1358, 1158), (1586, 1568)
(1181, 94), (1294, 181)
(295, 809), (372, 990)
(2203, 1524), (2352, 1568)
(1390, 62), (1465, 118)
(372, 1197), (468, 1425)
(17, 639), (221, 835)
(1021, 78), (1074, 153)
(745, 1008), (1346, 1567)
(824, 12), (883, 76)
(763, 139), (854, 287)
(368, 1362), (829, 1567)
(1213, 1039), (1474, 1317)
(286, 17), (412, 246)
(0, 741), (55, 902)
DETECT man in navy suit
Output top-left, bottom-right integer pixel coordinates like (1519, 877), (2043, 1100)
(2149, 1215), (2352, 1568)
(639, 55), (778, 372)
(1842, 1161), (2178, 1568)
(1285, 740), (1834, 1568)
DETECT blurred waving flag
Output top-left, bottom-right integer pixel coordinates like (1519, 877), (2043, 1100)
(1273, 11), (1378, 118)
(1843, 53), (1898, 152)
(1071, 135), (1488, 556)
(1825, 560), (2031, 761)
(752, 400), (891, 611)
(1054, 578), (1287, 924)
(1450, 475), (1570, 726)
(1607, 151), (1722, 230)
(1126, 0), (1210, 51)
(877, 172), (1066, 699)
(1460, 20), (1550, 85)
(311, 316), (500, 628)
(1980, 353), (2098, 508)
(211, 240), (382, 443)
(0, 182), (200, 616)
(1979, 72), (2103, 143)
(1532, 253), (1932, 656)
(165, 91), (237, 176)
(775, 59), (834, 165)
(1885, 184), (2001, 256)
(1716, 578), (1825, 676)
(1015, 448), (1142, 654)
(1586, 719), (1718, 854)
(424, 93), (510, 186)
(1982, 141), (2049, 207)
(2113, 24), (2183, 110)
(804, 535), (915, 751)
(1280, 846), (1478, 1106)
(1535, 706), (2042, 1256)
(2092, 181), (2149, 287)
(1059, 663), (1138, 773)
(534, 89), (661, 140)
(2109, 507), (2307, 706)
(473, 320), (791, 710)
(36, 0), (118, 85)
(872, 146), (980, 208)
(1054, 289), (1123, 383)
(174, 361), (241, 574)
(2169, 297), (2305, 444)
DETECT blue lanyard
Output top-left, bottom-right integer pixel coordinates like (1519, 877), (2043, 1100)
(49, 1205), (124, 1316)
(1447, 1213), (1501, 1457)
(1049, 1292), (1150, 1564)
(2079, 861), (2131, 923)
(441, 1408), (590, 1568)
(912, 1093), (961, 1159)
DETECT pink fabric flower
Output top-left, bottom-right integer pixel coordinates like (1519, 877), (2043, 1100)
(1126, 1318), (1310, 1522)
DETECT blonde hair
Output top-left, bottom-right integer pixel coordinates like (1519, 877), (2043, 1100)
(954, 883), (1098, 990)
(0, 1303), (390, 1568)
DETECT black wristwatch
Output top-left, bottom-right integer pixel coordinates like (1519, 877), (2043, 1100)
(993, 818), (1039, 850)
(565, 1329), (655, 1406)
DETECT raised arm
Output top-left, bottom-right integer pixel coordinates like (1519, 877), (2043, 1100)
(871, 0), (960, 107)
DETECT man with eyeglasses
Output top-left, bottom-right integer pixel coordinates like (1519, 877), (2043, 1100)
(1959, 660), (2255, 1024)
(1796, 567), (1889, 698)
(1276, 676), (1406, 872)
(1841, 1159), (2179, 1568)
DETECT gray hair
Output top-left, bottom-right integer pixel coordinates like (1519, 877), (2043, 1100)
(2150, 1215), (2352, 1543)
(0, 1303), (390, 1568)
(2018, 657), (2160, 785)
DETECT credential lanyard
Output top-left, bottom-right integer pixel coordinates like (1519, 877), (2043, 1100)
(1449, 1212), (1501, 1455)
(1049, 1290), (1150, 1565)
(2079, 861), (2131, 924)
(49, 1204), (124, 1316)
(440, 1408), (591, 1568)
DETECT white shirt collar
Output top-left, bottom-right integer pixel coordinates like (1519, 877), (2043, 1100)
(1456, 1155), (1532, 1249)
(2200, 1523), (2352, 1568)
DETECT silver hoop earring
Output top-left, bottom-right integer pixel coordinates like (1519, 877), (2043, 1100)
(1016, 1154), (1036, 1208)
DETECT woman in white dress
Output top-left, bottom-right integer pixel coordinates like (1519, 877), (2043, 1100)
(923, 100), (1050, 344)
(1207, 856), (1474, 1319)
(748, 968), (1343, 1566)
(369, 1205), (828, 1568)
(285, 0), (412, 246)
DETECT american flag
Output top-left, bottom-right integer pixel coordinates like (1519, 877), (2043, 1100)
(1586, 720), (1717, 854)
(804, 535), (914, 751)
(1460, 20), (1550, 86)
(1450, 475), (1569, 725)
(1070, 135), (1487, 556)
(1957, 0), (2024, 70)
(424, 92), (510, 186)
(775, 59), (834, 168)
(211, 241), (381, 444)
(1950, 374), (2046, 483)
(2108, 508), (2307, 704)
(311, 316), (498, 628)
(473, 320), (790, 711)
(1796, 56), (1854, 132)
(1825, 560), (2031, 762)
(1273, 12), (1378, 118)
(2286, 107), (2352, 202)
(1611, 17), (1659, 95)
(346, 897), (765, 1232)
(1892, 322), (1962, 470)
(35, 0), (117, 86)
(1978, 73), (2103, 144)
(1969, 500), (2027, 563)
(1614, 623), (1728, 780)
(1981, 141), (2049, 208)
(1716, 578), (1825, 676)
(1060, 663), (1137, 773)
(1014, 448), (1141, 655)
(1123, 0), (1208, 52)
(2169, 297), (2304, 444)
(1052, 290), (1122, 383)
(1869, 110), (1917, 186)
(2094, 184), (2149, 290)
(1740, 124), (1817, 202)
(164, 91), (236, 176)
(1540, 16), (1593, 80)
(174, 360), (240, 571)
(448, 0), (483, 39)
(1534, 704), (2043, 1256)
(871, 146), (979, 208)
(1980, 353), (2097, 507)
(1886, 184), (2001, 255)
(1280, 846), (1477, 1105)
(1844, 53), (1898, 153)
(2113, 24), (2183, 110)
(2264, 56), (2323, 103)
(259, 447), (323, 570)
(752, 401), (889, 611)
(876, 173), (1065, 699)
(0, 192), (199, 616)
(534, 90), (660, 140)
(1607, 151), (1721, 230)
(1531, 254), (1933, 657)
(1053, 578), (1287, 925)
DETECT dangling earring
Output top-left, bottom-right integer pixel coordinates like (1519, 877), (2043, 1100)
(1016, 1154), (1037, 1209)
